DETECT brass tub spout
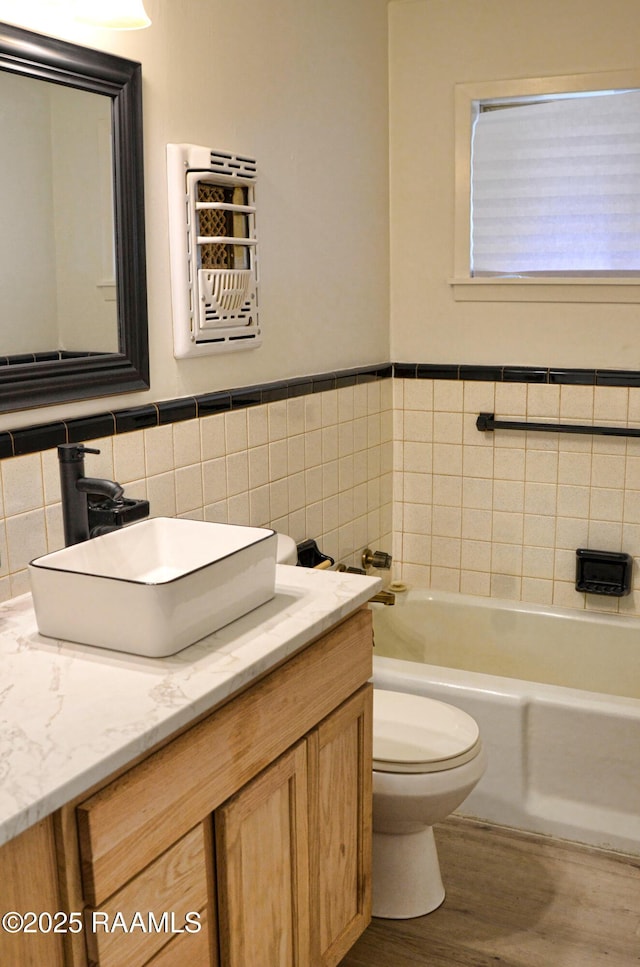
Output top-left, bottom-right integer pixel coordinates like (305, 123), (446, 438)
(370, 589), (396, 606)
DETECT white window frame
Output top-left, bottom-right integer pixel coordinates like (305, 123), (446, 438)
(451, 69), (640, 303)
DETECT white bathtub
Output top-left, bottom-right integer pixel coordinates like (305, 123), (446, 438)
(372, 588), (640, 855)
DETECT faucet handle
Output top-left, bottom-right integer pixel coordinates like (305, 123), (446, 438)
(58, 443), (100, 463)
(362, 547), (393, 570)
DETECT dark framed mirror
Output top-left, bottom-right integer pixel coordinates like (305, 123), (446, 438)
(0, 21), (149, 413)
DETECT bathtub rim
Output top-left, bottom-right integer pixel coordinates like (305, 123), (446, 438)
(372, 584), (640, 634)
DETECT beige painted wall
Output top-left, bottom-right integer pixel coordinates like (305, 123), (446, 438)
(389, 0), (640, 369)
(0, 0), (390, 429)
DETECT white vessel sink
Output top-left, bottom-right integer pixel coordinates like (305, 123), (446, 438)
(29, 517), (277, 657)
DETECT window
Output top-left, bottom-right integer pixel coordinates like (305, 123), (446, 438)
(452, 71), (640, 302)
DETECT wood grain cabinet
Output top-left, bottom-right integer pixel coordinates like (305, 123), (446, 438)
(0, 608), (372, 967)
(0, 818), (66, 967)
(216, 686), (372, 967)
(310, 687), (372, 965)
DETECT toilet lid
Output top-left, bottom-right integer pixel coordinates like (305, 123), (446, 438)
(373, 690), (481, 774)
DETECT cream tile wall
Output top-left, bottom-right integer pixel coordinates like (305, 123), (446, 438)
(7, 374), (638, 618)
(0, 381), (393, 602)
(393, 378), (640, 616)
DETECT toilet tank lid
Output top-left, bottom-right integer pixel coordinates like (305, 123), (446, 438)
(373, 689), (480, 765)
(276, 533), (298, 565)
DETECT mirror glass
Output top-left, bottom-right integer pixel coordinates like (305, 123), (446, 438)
(0, 21), (149, 413)
(1, 73), (117, 356)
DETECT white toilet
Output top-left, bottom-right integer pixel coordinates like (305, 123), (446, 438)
(273, 537), (486, 919)
(372, 688), (487, 919)
(276, 533), (299, 566)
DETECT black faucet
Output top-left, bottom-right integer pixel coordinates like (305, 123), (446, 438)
(58, 443), (149, 546)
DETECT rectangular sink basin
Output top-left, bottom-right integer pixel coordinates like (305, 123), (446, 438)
(29, 517), (277, 657)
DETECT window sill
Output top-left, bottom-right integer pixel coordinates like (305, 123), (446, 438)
(449, 277), (640, 304)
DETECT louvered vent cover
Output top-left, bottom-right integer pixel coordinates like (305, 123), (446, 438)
(167, 144), (261, 358)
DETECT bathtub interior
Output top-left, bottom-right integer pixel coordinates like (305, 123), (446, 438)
(371, 589), (640, 856)
(372, 588), (640, 701)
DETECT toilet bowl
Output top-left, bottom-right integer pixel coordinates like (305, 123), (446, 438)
(372, 688), (487, 919)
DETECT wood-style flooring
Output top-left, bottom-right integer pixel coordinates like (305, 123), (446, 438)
(340, 818), (640, 967)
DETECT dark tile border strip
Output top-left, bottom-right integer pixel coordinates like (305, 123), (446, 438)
(394, 363), (640, 387)
(1, 364), (393, 459)
(4, 360), (640, 459)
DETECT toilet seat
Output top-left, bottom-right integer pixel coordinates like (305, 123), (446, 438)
(373, 689), (481, 774)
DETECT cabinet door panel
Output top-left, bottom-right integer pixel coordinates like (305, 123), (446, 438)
(216, 743), (310, 967)
(310, 686), (372, 966)
(0, 818), (65, 967)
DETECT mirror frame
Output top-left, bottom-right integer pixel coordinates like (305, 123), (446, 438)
(0, 21), (149, 413)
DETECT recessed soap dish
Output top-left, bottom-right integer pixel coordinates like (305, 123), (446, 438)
(575, 548), (633, 597)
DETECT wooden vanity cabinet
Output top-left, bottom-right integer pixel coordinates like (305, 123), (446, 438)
(5, 607), (372, 967)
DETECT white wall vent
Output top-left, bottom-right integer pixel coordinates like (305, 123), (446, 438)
(167, 143), (261, 358)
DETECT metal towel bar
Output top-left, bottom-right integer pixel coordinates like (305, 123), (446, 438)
(476, 412), (640, 439)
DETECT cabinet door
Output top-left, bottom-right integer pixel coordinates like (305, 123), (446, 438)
(215, 742), (310, 967)
(309, 685), (372, 967)
(0, 818), (65, 967)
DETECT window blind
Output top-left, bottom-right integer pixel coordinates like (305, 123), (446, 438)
(470, 90), (640, 276)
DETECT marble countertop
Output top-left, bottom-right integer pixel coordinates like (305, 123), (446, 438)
(0, 565), (380, 847)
